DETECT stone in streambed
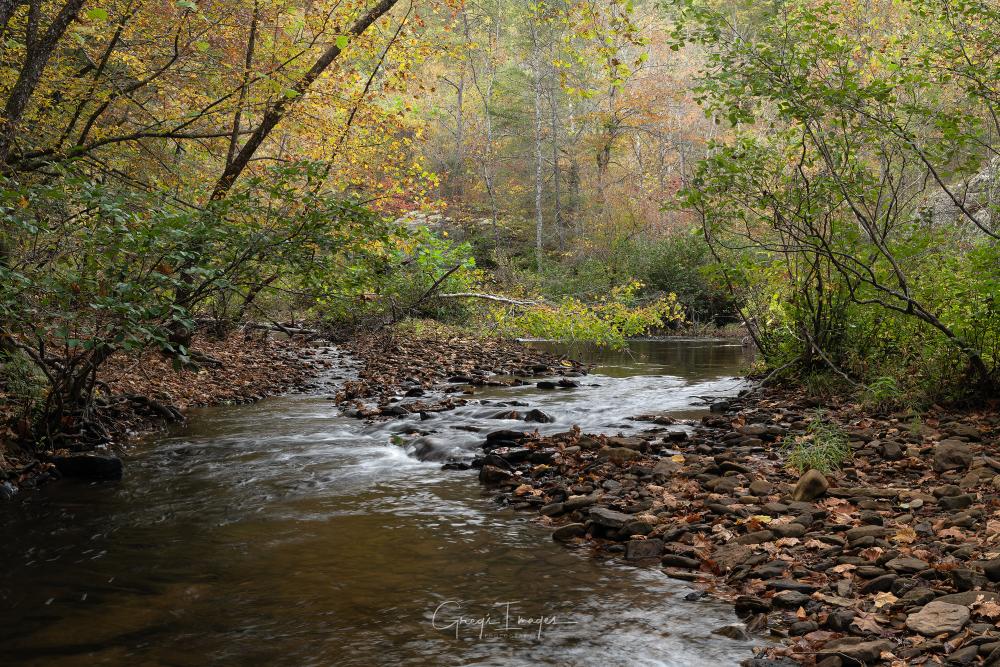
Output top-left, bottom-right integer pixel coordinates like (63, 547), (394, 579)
(50, 453), (123, 481)
(478, 465), (516, 485)
(792, 469), (828, 501)
(523, 408), (553, 423)
(625, 538), (663, 560)
(905, 600), (970, 636)
(552, 523), (587, 542)
(749, 479), (772, 496)
(589, 506), (633, 530)
(662, 554), (701, 569)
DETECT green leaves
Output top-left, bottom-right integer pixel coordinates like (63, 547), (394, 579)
(335, 35), (349, 50)
(84, 8), (109, 21)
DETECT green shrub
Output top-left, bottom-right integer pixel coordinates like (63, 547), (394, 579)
(782, 415), (852, 474)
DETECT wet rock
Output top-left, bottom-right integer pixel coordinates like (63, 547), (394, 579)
(933, 440), (973, 473)
(792, 469), (828, 501)
(749, 479), (773, 496)
(552, 523), (587, 542)
(818, 638), (892, 666)
(562, 493), (600, 511)
(479, 465), (516, 485)
(661, 554), (701, 569)
(714, 543), (753, 572)
(772, 590), (811, 609)
(0, 480), (17, 499)
(625, 538), (663, 560)
(540, 502), (564, 516)
(712, 624), (750, 641)
(589, 506), (633, 529)
(485, 429), (528, 443)
(523, 408), (553, 423)
(906, 601), (971, 636)
(50, 453), (123, 480)
(734, 595), (771, 616)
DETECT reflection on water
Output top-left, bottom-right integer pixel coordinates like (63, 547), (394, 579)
(0, 340), (753, 667)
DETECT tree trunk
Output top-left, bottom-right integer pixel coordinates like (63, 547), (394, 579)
(531, 21), (544, 272)
(227, 0), (259, 169)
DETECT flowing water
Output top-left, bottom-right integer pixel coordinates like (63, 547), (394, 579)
(1, 339), (755, 667)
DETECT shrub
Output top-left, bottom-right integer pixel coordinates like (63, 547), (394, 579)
(782, 415), (852, 474)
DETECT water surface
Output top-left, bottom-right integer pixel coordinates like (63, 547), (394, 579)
(0, 340), (753, 667)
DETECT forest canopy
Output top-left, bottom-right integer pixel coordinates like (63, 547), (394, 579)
(0, 0), (998, 449)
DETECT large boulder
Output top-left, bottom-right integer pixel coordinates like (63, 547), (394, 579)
(792, 469), (828, 501)
(905, 600), (970, 636)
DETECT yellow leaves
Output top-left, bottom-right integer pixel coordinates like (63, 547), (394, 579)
(873, 591), (897, 609)
(892, 525), (917, 544)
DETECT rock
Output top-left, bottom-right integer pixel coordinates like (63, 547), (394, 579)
(50, 453), (123, 480)
(860, 574), (897, 593)
(539, 502), (564, 516)
(940, 494), (974, 510)
(772, 590), (811, 608)
(625, 538), (663, 560)
(563, 493), (600, 511)
(818, 638), (892, 665)
(948, 645), (979, 665)
(552, 523), (587, 542)
(523, 408), (553, 423)
(734, 595), (771, 616)
(0, 480), (16, 499)
(845, 525), (891, 542)
(599, 447), (643, 464)
(886, 557), (929, 574)
(589, 506), (633, 529)
(792, 469), (828, 501)
(771, 522), (807, 538)
(880, 440), (904, 460)
(714, 543), (753, 572)
(936, 591), (999, 606)
(712, 624), (750, 640)
(979, 558), (1000, 582)
(485, 429), (528, 443)
(736, 530), (775, 545)
(652, 458), (682, 478)
(905, 601), (971, 636)
(933, 440), (973, 473)
(478, 465), (516, 485)
(661, 554), (701, 569)
(749, 479), (773, 496)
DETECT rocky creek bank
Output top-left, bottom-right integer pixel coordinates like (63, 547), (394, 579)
(1, 332), (326, 498)
(335, 330), (588, 418)
(473, 387), (1000, 666)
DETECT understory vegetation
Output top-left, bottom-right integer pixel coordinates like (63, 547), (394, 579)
(1, 0), (998, 455)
